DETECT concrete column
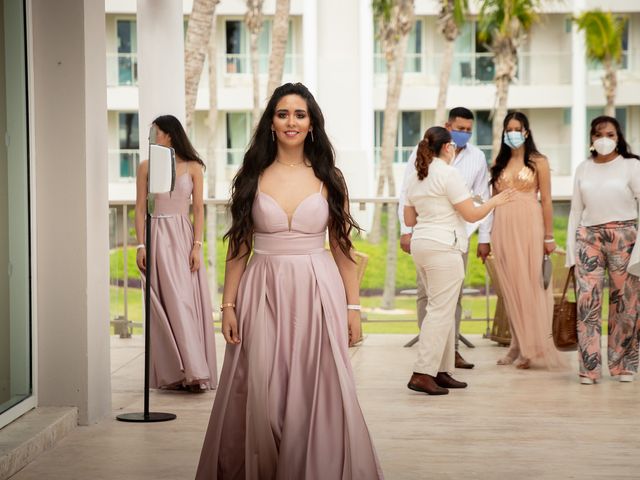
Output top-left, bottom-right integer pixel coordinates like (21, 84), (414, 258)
(302, 0), (318, 95)
(316, 0), (370, 199)
(31, 0), (110, 425)
(136, 0), (186, 154)
(571, 0), (587, 175)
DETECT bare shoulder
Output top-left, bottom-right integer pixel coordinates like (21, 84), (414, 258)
(531, 154), (550, 169)
(188, 160), (204, 178)
(137, 159), (149, 175)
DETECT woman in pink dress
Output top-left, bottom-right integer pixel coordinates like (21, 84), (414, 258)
(490, 112), (566, 370)
(135, 115), (217, 392)
(196, 83), (383, 479)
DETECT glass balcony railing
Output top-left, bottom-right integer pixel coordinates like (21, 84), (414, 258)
(374, 146), (415, 164)
(109, 149), (140, 182)
(223, 53), (301, 76)
(106, 52), (138, 87)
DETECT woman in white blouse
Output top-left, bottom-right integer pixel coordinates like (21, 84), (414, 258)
(403, 127), (513, 395)
(567, 115), (640, 385)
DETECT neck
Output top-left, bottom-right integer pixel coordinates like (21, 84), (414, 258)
(510, 147), (526, 162)
(594, 152), (618, 163)
(275, 143), (305, 165)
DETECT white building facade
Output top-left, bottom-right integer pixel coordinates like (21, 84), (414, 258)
(106, 0), (640, 202)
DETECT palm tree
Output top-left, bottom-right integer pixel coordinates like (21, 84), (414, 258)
(372, 0), (415, 310)
(477, 0), (540, 156)
(574, 10), (626, 117)
(434, 0), (468, 126)
(245, 0), (265, 128)
(267, 0), (291, 97)
(184, 0), (220, 130)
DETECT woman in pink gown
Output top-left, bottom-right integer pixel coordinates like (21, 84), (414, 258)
(490, 112), (566, 370)
(135, 115), (217, 392)
(196, 83), (383, 479)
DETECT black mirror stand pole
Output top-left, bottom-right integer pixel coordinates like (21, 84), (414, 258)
(116, 203), (176, 423)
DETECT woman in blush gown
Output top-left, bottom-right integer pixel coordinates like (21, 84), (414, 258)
(135, 115), (217, 392)
(195, 83), (383, 479)
(490, 112), (567, 370)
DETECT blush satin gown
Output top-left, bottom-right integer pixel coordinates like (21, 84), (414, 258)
(195, 183), (383, 479)
(144, 172), (217, 389)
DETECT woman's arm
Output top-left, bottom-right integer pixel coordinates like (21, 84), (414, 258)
(189, 163), (205, 272)
(536, 156), (556, 254)
(134, 160), (148, 272)
(330, 234), (362, 347)
(220, 242), (251, 344)
(565, 169), (583, 267)
(404, 205), (417, 227)
(453, 191), (512, 223)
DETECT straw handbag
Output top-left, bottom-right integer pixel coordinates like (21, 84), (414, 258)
(552, 266), (578, 351)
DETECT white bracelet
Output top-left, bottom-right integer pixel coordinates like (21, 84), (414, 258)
(543, 238), (555, 243)
(347, 304), (361, 311)
(136, 244), (145, 250)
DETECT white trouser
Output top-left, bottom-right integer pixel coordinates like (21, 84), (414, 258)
(411, 239), (465, 376)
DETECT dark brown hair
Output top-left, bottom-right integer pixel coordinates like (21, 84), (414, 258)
(225, 83), (360, 260)
(415, 127), (451, 180)
(152, 115), (206, 169)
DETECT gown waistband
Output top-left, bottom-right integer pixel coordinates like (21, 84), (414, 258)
(253, 232), (326, 255)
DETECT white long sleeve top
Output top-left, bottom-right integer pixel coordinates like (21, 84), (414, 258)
(566, 155), (640, 267)
(398, 142), (493, 242)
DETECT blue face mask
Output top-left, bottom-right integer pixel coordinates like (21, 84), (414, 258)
(504, 131), (526, 149)
(450, 130), (472, 149)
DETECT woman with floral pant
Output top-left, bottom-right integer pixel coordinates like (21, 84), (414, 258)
(566, 115), (640, 385)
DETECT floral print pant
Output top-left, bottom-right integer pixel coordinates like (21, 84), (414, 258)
(575, 220), (639, 379)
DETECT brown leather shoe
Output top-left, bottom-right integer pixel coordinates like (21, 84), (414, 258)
(407, 373), (449, 395)
(435, 372), (468, 389)
(455, 351), (475, 369)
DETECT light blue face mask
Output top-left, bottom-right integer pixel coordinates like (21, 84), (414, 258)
(504, 131), (526, 149)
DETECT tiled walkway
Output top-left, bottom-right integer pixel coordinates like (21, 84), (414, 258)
(10, 334), (640, 479)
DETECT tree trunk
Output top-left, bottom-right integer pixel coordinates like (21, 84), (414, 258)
(490, 45), (516, 159)
(434, 37), (456, 126)
(205, 15), (219, 303)
(184, 0), (219, 130)
(266, 0), (290, 97)
(602, 62), (617, 117)
(370, 34), (409, 245)
(250, 30), (261, 128)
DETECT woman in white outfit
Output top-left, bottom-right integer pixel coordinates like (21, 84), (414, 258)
(404, 126), (513, 395)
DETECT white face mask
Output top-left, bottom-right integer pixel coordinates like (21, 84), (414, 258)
(592, 137), (617, 156)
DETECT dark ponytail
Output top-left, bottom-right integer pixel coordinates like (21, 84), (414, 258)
(415, 127), (451, 180)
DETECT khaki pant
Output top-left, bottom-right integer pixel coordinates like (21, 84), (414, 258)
(411, 239), (465, 376)
(416, 252), (468, 351)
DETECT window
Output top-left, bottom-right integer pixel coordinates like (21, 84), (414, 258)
(118, 113), (139, 178)
(116, 19), (137, 85)
(374, 111), (422, 163)
(0, 0), (32, 423)
(473, 110), (493, 163)
(226, 112), (251, 165)
(225, 19), (294, 75)
(452, 22), (495, 84)
(374, 20), (423, 74)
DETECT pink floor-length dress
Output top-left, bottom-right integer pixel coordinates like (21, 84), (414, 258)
(491, 166), (567, 370)
(144, 173), (217, 389)
(195, 185), (383, 480)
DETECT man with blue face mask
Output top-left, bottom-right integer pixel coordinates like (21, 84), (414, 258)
(398, 107), (493, 369)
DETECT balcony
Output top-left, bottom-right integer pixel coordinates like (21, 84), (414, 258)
(109, 149), (139, 183)
(106, 52), (138, 87)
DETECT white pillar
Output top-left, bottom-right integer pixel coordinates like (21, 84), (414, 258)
(32, 0), (111, 425)
(302, 0), (318, 95)
(136, 0), (186, 154)
(571, 0), (587, 176)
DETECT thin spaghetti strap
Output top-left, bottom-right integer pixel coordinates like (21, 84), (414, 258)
(319, 182), (324, 194)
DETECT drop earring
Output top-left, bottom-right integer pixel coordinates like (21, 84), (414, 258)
(310, 129), (315, 142)
(271, 130), (275, 142)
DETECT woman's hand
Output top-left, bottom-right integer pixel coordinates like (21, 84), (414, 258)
(544, 239), (556, 254)
(348, 309), (362, 347)
(491, 188), (517, 207)
(221, 308), (241, 345)
(190, 245), (201, 272)
(136, 247), (146, 273)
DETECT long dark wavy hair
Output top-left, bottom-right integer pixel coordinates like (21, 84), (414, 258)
(225, 83), (360, 260)
(415, 127), (451, 180)
(590, 115), (640, 160)
(490, 111), (542, 187)
(152, 114), (206, 169)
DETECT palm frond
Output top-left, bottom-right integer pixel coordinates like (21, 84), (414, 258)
(574, 10), (624, 64)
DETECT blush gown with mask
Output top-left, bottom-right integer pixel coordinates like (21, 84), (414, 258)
(144, 172), (217, 389)
(196, 182), (383, 480)
(491, 166), (568, 370)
